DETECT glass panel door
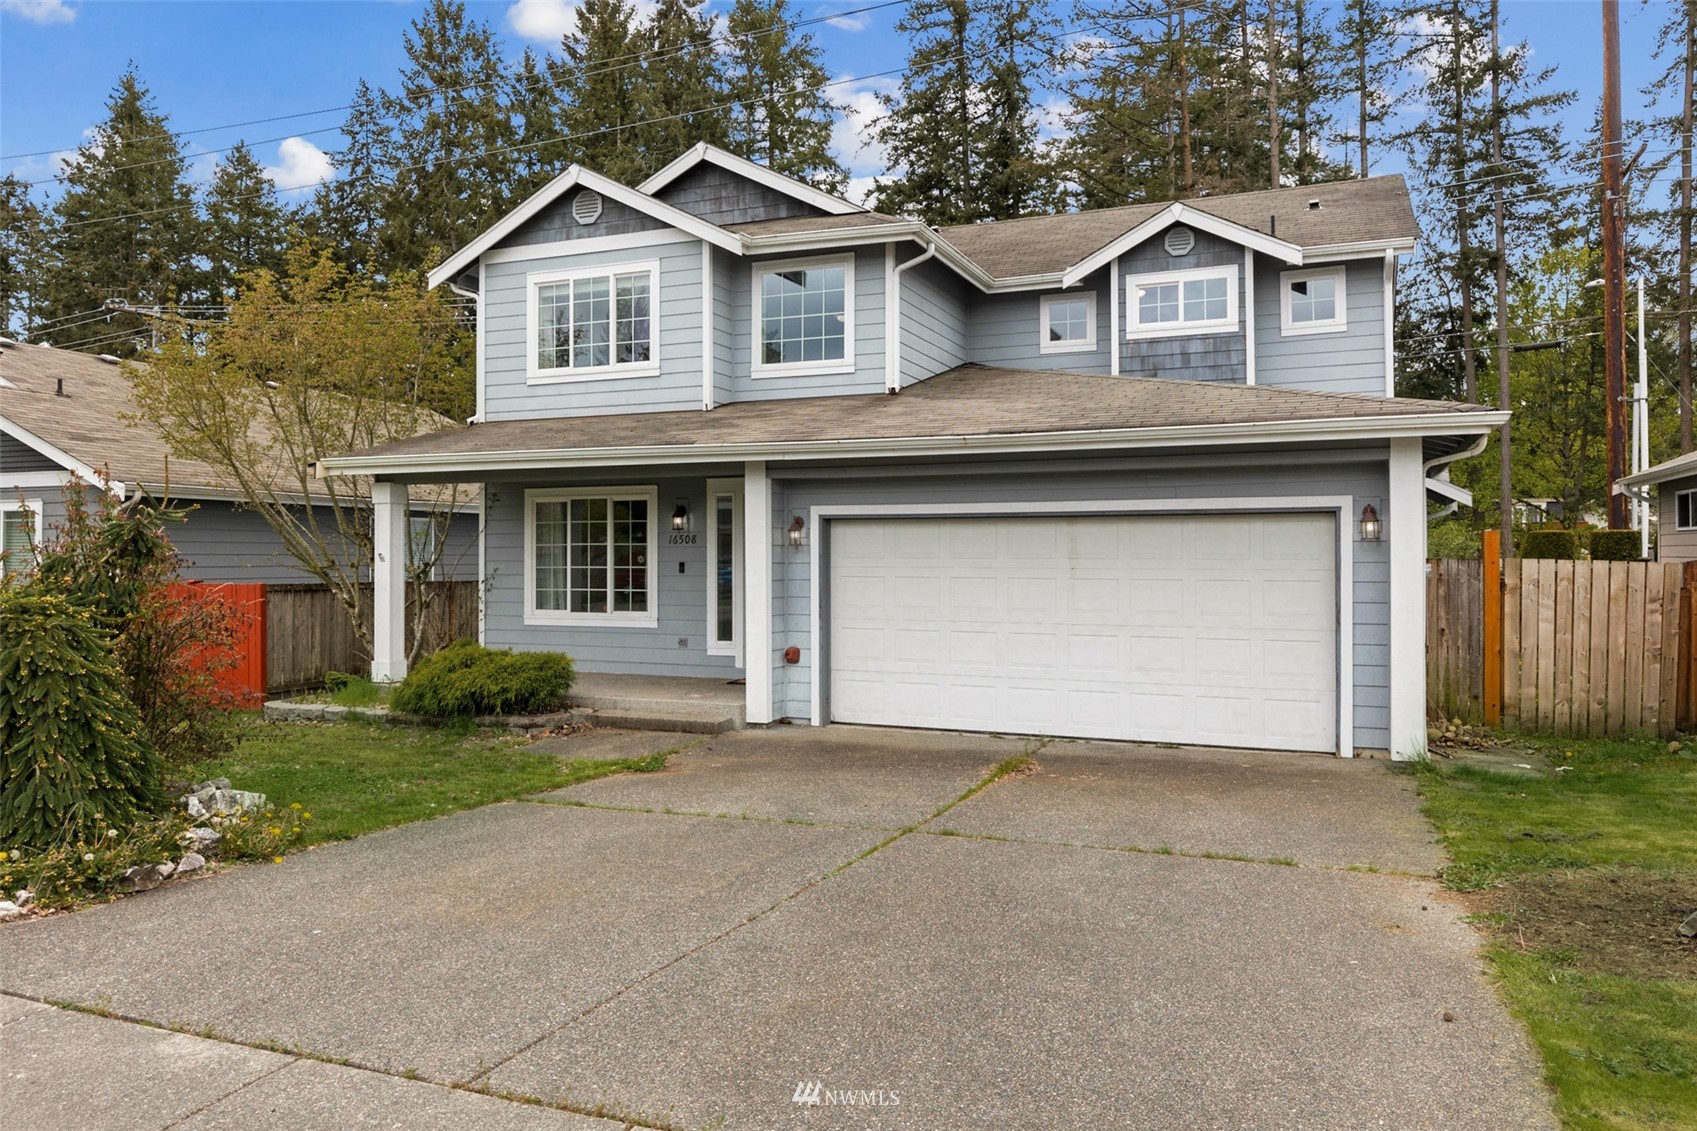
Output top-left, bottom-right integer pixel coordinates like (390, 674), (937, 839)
(706, 482), (742, 662)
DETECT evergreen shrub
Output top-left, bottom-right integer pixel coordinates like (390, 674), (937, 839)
(1589, 529), (1642, 561)
(389, 640), (575, 718)
(1519, 528), (1577, 560)
(0, 589), (161, 848)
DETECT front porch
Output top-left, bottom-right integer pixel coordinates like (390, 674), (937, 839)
(570, 672), (746, 733)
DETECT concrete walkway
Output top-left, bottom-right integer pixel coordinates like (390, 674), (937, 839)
(0, 728), (1556, 1131)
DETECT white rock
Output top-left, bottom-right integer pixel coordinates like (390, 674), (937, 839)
(13, 889), (32, 907)
(155, 861), (175, 879)
(0, 901), (22, 921)
(175, 852), (206, 878)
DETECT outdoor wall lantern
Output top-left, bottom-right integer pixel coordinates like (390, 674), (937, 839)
(787, 516), (806, 548)
(1359, 503), (1383, 542)
(672, 503), (689, 532)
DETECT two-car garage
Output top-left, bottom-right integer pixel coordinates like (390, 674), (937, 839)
(825, 512), (1343, 754)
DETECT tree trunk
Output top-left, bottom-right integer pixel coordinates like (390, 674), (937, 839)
(1179, 9), (1193, 194)
(1681, 0), (1694, 452)
(1491, 0), (1513, 552)
(1268, 0), (1281, 186)
(1357, 0), (1370, 176)
(1451, 1), (1478, 404)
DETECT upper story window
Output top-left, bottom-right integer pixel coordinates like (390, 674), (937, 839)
(1280, 265), (1348, 336)
(1677, 489), (1697, 531)
(1125, 265), (1237, 338)
(525, 487), (657, 627)
(0, 501), (40, 579)
(527, 261), (659, 383)
(1040, 291), (1097, 354)
(753, 255), (854, 377)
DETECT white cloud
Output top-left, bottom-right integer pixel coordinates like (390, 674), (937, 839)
(507, 0), (578, 44)
(1, 0), (76, 25)
(830, 75), (895, 180)
(264, 137), (334, 194)
(825, 13), (870, 32)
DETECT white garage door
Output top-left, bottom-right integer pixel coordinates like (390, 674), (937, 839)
(827, 513), (1338, 752)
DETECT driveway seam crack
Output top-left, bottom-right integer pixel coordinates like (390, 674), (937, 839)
(162, 1055), (301, 1130)
(462, 750), (1040, 1090)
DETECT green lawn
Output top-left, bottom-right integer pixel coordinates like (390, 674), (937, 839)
(187, 719), (670, 846)
(1415, 735), (1697, 1130)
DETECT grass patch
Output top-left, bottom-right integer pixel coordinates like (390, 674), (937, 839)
(187, 720), (667, 846)
(1416, 732), (1697, 1129)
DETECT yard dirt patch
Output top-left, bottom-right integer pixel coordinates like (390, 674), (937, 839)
(1473, 868), (1697, 980)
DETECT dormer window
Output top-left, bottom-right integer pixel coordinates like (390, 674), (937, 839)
(753, 255), (854, 378)
(1124, 265), (1237, 338)
(1040, 291), (1097, 354)
(526, 261), (659, 383)
(1280, 265), (1348, 336)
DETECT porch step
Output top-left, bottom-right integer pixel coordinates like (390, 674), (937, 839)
(580, 705), (742, 735)
(568, 674), (747, 735)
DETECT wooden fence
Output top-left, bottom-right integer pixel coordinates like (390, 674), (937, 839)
(1427, 549), (1688, 737)
(264, 580), (479, 692)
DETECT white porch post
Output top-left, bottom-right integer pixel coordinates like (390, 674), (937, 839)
(1388, 438), (1428, 760)
(744, 460), (774, 724)
(371, 480), (409, 684)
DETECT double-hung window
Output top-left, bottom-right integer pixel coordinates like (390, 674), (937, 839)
(0, 501), (41, 579)
(752, 256), (854, 376)
(528, 261), (659, 382)
(1040, 291), (1097, 354)
(1677, 489), (1697, 531)
(526, 488), (657, 626)
(1280, 265), (1348, 336)
(1125, 266), (1237, 338)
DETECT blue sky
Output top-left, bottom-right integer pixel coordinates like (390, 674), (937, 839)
(0, 0), (1683, 208)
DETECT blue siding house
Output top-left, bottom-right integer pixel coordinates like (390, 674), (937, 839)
(322, 144), (1505, 760)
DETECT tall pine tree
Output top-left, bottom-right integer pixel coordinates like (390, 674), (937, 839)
(375, 0), (517, 273)
(38, 69), (199, 354)
(635, 0), (728, 170)
(203, 141), (288, 306)
(0, 175), (47, 338)
(305, 80), (390, 274)
(723, 0), (847, 194)
(553, 0), (652, 184)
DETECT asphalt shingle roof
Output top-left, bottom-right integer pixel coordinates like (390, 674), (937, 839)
(934, 176), (1419, 280)
(333, 363), (1494, 465)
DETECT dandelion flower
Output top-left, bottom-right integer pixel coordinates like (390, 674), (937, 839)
(82, 853), (95, 862)
(272, 856), (284, 864)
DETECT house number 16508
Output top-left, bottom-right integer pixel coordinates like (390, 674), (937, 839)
(667, 533), (699, 545)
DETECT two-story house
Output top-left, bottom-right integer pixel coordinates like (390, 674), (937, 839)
(321, 143), (1505, 760)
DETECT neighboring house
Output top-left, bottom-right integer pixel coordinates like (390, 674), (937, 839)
(321, 143), (1505, 760)
(1620, 453), (1697, 562)
(0, 340), (477, 583)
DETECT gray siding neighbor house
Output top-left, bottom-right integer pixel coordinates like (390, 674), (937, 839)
(1619, 452), (1697, 562)
(321, 142), (1505, 760)
(0, 341), (477, 584)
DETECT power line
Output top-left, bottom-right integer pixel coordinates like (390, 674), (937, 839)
(3, 0), (911, 183)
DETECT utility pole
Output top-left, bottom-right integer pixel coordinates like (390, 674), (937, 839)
(1638, 276), (1651, 557)
(1491, 0), (1513, 554)
(1602, 0), (1631, 530)
(1681, 1), (1694, 453)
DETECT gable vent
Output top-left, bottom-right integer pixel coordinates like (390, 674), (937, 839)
(1163, 226), (1195, 257)
(571, 190), (604, 226)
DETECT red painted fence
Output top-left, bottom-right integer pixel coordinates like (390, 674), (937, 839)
(170, 582), (269, 707)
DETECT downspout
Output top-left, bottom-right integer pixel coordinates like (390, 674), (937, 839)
(885, 243), (938, 393)
(1422, 433), (1489, 519)
(447, 279), (483, 424)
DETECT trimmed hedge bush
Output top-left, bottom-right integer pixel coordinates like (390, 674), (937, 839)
(389, 640), (575, 719)
(1519, 528), (1577, 560)
(1589, 529), (1642, 561)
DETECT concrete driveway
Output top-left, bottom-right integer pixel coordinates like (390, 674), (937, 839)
(0, 727), (1555, 1130)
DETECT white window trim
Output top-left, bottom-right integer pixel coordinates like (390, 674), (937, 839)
(1124, 264), (1238, 339)
(751, 254), (857, 379)
(704, 477), (743, 662)
(1676, 488), (1697, 531)
(525, 260), (661, 384)
(1039, 290), (1098, 354)
(523, 486), (659, 628)
(1280, 265), (1350, 337)
(0, 498), (44, 578)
